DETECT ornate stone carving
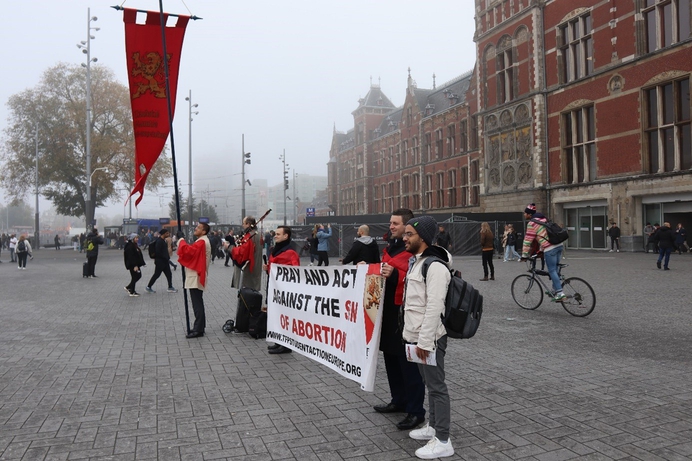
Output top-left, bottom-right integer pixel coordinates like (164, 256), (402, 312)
(486, 114), (498, 131)
(489, 167), (501, 186)
(502, 165), (516, 186)
(489, 136), (500, 166)
(515, 104), (530, 124)
(518, 162), (532, 184)
(644, 71), (689, 86)
(608, 74), (624, 94)
(500, 110), (513, 127)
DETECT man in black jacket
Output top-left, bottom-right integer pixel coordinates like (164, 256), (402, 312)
(436, 225), (451, 251)
(85, 228), (105, 278)
(123, 234), (145, 296)
(342, 225), (381, 265)
(653, 222), (676, 270)
(145, 229), (178, 293)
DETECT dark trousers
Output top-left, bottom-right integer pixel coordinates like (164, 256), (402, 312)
(418, 335), (450, 441)
(610, 237), (620, 250)
(383, 351), (426, 418)
(189, 288), (206, 333)
(657, 247), (672, 269)
(225, 251), (232, 266)
(482, 250), (494, 277)
(17, 252), (28, 268)
(126, 269), (142, 293)
(87, 255), (98, 276)
(317, 250), (329, 266)
(148, 260), (173, 288)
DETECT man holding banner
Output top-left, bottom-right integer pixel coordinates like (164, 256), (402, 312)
(177, 223), (211, 339)
(402, 216), (454, 459)
(375, 209), (426, 431)
(263, 226), (300, 354)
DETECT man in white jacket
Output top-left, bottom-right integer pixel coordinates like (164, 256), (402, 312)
(401, 215), (454, 459)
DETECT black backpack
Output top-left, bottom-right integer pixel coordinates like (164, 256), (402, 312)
(421, 257), (483, 339)
(148, 238), (158, 259)
(17, 240), (26, 253)
(530, 218), (569, 245)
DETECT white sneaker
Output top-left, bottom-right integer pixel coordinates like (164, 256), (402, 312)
(415, 436), (454, 459)
(617, 250), (619, 253)
(608, 249), (613, 252)
(410, 423), (436, 440)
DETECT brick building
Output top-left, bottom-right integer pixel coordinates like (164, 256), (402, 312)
(328, 0), (692, 250)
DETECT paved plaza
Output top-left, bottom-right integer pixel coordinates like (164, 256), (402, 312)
(0, 247), (691, 460)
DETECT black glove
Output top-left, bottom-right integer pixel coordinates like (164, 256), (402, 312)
(176, 231), (186, 240)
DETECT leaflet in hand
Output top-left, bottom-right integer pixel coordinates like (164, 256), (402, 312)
(405, 344), (437, 366)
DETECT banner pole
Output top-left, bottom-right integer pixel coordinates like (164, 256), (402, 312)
(157, 0), (191, 334)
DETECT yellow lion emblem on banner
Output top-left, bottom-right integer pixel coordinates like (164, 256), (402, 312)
(130, 51), (171, 99)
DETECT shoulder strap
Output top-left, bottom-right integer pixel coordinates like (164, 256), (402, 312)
(421, 256), (446, 279)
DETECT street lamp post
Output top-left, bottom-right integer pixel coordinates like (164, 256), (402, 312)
(292, 169), (297, 225)
(241, 134), (251, 222)
(34, 124), (39, 249)
(77, 8), (99, 230)
(88, 167), (109, 226)
(184, 90), (198, 235)
(279, 150), (289, 225)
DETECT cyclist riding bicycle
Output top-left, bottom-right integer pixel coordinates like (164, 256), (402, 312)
(521, 204), (565, 302)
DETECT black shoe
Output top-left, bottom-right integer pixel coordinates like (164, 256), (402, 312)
(656, 261), (661, 269)
(397, 414), (425, 430)
(224, 264), (229, 267)
(664, 267), (670, 270)
(373, 403), (405, 414)
(186, 331), (204, 338)
(267, 343), (281, 350)
(268, 345), (292, 354)
(91, 275), (98, 278)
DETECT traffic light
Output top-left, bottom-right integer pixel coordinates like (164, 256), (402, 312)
(244, 152), (251, 164)
(284, 170), (289, 190)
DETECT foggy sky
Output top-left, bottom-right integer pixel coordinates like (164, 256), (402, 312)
(0, 0), (476, 218)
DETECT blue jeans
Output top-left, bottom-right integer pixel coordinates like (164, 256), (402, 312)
(657, 247), (672, 268)
(504, 245), (520, 261)
(543, 246), (564, 294)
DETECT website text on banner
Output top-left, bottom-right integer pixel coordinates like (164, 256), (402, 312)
(266, 264), (385, 391)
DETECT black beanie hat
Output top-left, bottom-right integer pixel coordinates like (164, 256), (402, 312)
(406, 216), (438, 246)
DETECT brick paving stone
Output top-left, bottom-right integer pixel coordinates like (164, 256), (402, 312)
(1, 251), (691, 460)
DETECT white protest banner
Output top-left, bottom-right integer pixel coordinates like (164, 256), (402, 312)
(266, 264), (385, 391)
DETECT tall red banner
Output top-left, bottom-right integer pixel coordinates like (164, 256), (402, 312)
(123, 8), (189, 206)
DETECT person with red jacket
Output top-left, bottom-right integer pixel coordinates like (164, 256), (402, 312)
(263, 225), (300, 354)
(374, 208), (426, 431)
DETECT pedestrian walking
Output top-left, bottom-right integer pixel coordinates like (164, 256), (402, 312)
(609, 222), (621, 252)
(178, 223), (212, 338)
(435, 225), (451, 251)
(316, 223), (332, 266)
(674, 223), (687, 254)
(503, 224), (521, 261)
(374, 208), (426, 432)
(402, 215), (455, 459)
(653, 222), (676, 270)
(15, 235), (32, 270)
(123, 234), (145, 296)
(479, 222), (495, 281)
(644, 222), (655, 252)
(342, 225), (380, 265)
(54, 234), (61, 250)
(224, 228), (235, 267)
(308, 226), (319, 266)
(145, 228), (177, 293)
(9, 234), (18, 262)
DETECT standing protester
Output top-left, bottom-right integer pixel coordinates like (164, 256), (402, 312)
(308, 226), (319, 266)
(643, 222), (655, 253)
(263, 229), (273, 260)
(342, 225), (380, 265)
(674, 223), (687, 254)
(231, 216), (263, 291)
(9, 234), (18, 262)
(263, 225), (300, 355)
(479, 222), (495, 281)
(54, 234), (61, 250)
(123, 234), (145, 296)
(85, 228), (105, 278)
(376, 208), (426, 431)
(224, 228), (236, 267)
(608, 222), (621, 252)
(15, 235), (33, 270)
(145, 229), (177, 293)
(178, 223), (212, 338)
(521, 203), (565, 301)
(435, 225), (451, 251)
(653, 222), (676, 270)
(79, 233), (86, 253)
(402, 216), (454, 459)
(208, 231), (220, 265)
(316, 223), (332, 266)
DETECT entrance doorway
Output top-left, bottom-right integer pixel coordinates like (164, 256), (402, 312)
(565, 205), (608, 249)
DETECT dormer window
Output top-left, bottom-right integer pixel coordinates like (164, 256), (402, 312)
(377, 97), (383, 106)
(425, 103), (435, 116)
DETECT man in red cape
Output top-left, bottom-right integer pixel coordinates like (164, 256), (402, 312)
(263, 225), (300, 355)
(177, 222), (211, 338)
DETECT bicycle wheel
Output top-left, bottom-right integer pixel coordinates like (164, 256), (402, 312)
(560, 277), (595, 317)
(511, 274), (543, 310)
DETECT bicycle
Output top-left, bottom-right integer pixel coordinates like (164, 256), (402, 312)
(511, 255), (596, 317)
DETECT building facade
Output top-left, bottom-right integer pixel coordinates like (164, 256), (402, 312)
(328, 0), (692, 250)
